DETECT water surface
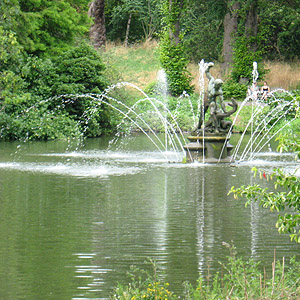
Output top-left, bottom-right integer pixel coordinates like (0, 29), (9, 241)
(0, 134), (299, 299)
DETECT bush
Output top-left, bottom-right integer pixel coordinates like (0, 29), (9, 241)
(223, 80), (248, 100)
(110, 259), (177, 300)
(0, 110), (82, 141)
(231, 35), (266, 83)
(0, 42), (114, 140)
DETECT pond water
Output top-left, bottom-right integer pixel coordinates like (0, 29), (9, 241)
(0, 134), (299, 299)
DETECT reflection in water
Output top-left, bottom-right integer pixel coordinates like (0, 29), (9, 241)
(0, 136), (299, 299)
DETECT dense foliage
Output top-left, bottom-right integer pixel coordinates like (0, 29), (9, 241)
(159, 32), (194, 96)
(106, 0), (163, 43)
(1, 0), (300, 141)
(2, 0), (91, 57)
(0, 42), (112, 140)
(159, 0), (194, 96)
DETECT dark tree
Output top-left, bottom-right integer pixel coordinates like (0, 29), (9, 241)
(221, 1), (239, 72)
(89, 0), (106, 49)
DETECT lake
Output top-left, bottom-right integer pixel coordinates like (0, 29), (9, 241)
(0, 134), (299, 299)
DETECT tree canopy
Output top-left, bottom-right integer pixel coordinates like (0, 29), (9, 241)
(1, 0), (300, 140)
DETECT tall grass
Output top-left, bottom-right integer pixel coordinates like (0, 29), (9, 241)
(264, 61), (300, 90)
(110, 245), (300, 300)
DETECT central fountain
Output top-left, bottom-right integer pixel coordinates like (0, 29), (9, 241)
(184, 62), (238, 163)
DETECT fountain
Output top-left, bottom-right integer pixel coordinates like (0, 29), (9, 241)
(184, 62), (238, 163)
(0, 60), (299, 300)
(2, 60), (298, 166)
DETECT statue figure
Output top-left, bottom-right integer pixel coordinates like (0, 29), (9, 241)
(197, 62), (237, 134)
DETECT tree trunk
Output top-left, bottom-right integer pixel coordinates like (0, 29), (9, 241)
(89, 0), (106, 49)
(124, 12), (132, 47)
(221, 2), (240, 72)
(245, 0), (258, 51)
(168, 0), (184, 44)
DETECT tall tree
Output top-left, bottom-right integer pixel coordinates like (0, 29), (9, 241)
(221, 1), (240, 72)
(245, 0), (258, 44)
(89, 0), (106, 49)
(105, 0), (162, 45)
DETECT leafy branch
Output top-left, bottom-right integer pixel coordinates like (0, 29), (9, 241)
(229, 167), (300, 243)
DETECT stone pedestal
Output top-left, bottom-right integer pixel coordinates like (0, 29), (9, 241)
(183, 134), (233, 163)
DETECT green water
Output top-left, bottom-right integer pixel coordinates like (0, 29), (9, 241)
(0, 135), (299, 299)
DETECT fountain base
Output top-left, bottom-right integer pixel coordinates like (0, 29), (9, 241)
(184, 134), (233, 163)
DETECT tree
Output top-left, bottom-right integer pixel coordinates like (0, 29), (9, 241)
(244, 0), (258, 47)
(222, 1), (239, 72)
(183, 0), (225, 62)
(15, 0), (90, 56)
(159, 0), (193, 96)
(258, 0), (300, 60)
(89, 0), (106, 49)
(106, 0), (162, 43)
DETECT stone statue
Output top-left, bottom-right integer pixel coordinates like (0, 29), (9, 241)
(197, 62), (237, 134)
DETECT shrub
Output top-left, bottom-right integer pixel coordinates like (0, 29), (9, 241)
(223, 79), (248, 100)
(231, 35), (266, 83)
(159, 33), (194, 96)
(0, 110), (82, 141)
(110, 259), (177, 300)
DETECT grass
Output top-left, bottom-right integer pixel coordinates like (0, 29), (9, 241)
(103, 41), (300, 93)
(104, 40), (161, 88)
(110, 246), (300, 300)
(264, 60), (300, 90)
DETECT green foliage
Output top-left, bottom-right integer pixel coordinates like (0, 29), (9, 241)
(110, 259), (177, 300)
(0, 0), (20, 32)
(0, 26), (30, 104)
(229, 163), (300, 243)
(254, 90), (299, 135)
(16, 0), (90, 56)
(230, 105), (253, 133)
(222, 80), (247, 100)
(20, 110), (82, 140)
(159, 0), (194, 96)
(21, 42), (110, 113)
(258, 1), (300, 60)
(184, 243), (300, 299)
(0, 70), (31, 104)
(21, 56), (59, 99)
(183, 0), (225, 62)
(231, 35), (266, 83)
(54, 42), (108, 93)
(106, 0), (163, 43)
(0, 26), (24, 71)
(0, 41), (113, 140)
(159, 32), (194, 96)
(228, 97), (300, 242)
(167, 93), (198, 131)
(112, 247), (300, 299)
(0, 110), (82, 141)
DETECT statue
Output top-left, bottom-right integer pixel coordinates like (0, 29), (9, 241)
(196, 62), (237, 134)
